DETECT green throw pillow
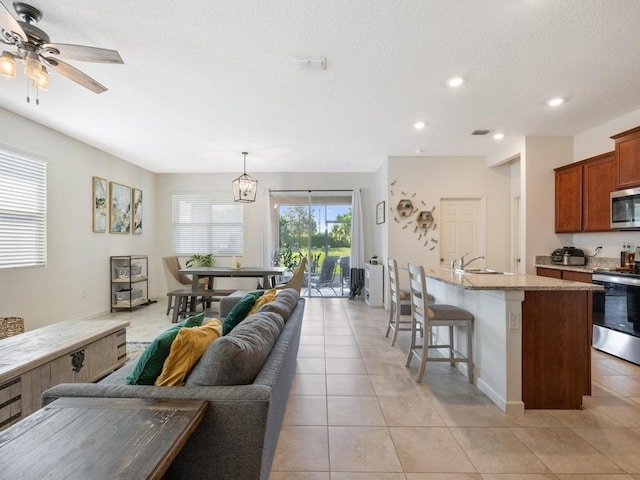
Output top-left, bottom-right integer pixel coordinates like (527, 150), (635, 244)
(222, 290), (264, 335)
(126, 312), (205, 385)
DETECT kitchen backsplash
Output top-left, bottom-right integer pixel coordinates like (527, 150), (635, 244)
(535, 256), (619, 269)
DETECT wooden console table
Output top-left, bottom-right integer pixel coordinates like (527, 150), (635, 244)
(0, 397), (207, 479)
(0, 320), (129, 430)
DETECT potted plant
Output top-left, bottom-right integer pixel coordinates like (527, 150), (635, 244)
(278, 245), (301, 272)
(185, 253), (215, 268)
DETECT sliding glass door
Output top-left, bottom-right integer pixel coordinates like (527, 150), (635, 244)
(270, 190), (352, 297)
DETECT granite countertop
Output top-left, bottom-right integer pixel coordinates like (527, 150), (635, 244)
(423, 267), (602, 291)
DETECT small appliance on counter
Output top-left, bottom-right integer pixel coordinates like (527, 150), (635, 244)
(551, 246), (586, 266)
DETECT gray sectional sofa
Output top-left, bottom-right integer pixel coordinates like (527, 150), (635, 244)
(42, 288), (305, 480)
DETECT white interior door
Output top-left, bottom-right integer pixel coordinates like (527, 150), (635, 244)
(439, 198), (484, 268)
(511, 195), (523, 274)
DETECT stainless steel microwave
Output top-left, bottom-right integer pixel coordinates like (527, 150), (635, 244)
(611, 187), (640, 229)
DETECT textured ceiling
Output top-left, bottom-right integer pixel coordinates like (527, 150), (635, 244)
(1, 0), (640, 173)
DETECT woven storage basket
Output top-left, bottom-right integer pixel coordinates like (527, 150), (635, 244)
(0, 317), (25, 339)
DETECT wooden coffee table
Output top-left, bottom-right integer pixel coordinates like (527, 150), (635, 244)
(0, 397), (207, 479)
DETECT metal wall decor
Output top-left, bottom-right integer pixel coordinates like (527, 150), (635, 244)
(389, 179), (438, 250)
(396, 199), (413, 216)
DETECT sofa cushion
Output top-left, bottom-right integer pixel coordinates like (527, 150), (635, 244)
(155, 319), (223, 386)
(222, 290), (264, 335)
(126, 312), (205, 385)
(186, 311), (284, 386)
(258, 288), (299, 321)
(248, 288), (277, 315)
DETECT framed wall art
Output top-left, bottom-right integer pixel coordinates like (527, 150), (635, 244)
(109, 182), (131, 234)
(376, 201), (386, 224)
(92, 176), (107, 232)
(132, 188), (143, 235)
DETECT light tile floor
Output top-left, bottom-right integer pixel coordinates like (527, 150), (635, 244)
(116, 296), (640, 479)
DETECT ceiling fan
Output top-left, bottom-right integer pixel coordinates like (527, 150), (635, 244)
(0, 1), (123, 94)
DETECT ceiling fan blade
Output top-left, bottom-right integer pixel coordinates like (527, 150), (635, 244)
(41, 43), (123, 64)
(0, 1), (26, 43)
(41, 57), (108, 93)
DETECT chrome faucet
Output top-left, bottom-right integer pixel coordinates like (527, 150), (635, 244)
(459, 252), (484, 270)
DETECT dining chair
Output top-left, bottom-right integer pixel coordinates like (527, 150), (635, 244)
(405, 263), (474, 383)
(162, 256), (191, 315)
(275, 256), (308, 293)
(162, 256), (209, 317)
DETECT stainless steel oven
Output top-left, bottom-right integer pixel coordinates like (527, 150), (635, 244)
(592, 271), (640, 365)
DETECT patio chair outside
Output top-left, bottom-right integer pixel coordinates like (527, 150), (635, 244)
(339, 256), (350, 296)
(309, 256), (340, 295)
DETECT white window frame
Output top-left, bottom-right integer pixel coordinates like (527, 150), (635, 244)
(0, 147), (47, 270)
(171, 192), (243, 256)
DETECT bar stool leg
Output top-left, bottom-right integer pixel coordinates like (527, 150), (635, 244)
(467, 321), (474, 383)
(449, 325), (455, 366)
(405, 315), (418, 367)
(390, 303), (402, 346)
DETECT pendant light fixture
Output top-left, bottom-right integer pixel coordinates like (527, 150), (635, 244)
(232, 152), (258, 203)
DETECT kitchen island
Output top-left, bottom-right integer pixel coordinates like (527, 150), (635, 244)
(423, 267), (601, 413)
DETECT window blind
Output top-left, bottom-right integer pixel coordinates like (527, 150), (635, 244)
(0, 149), (47, 270)
(171, 192), (243, 256)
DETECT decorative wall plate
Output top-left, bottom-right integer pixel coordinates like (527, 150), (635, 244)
(396, 199), (413, 216)
(417, 210), (434, 229)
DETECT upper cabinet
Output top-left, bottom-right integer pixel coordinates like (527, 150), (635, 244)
(555, 163), (582, 232)
(611, 126), (640, 189)
(555, 152), (615, 233)
(582, 152), (616, 231)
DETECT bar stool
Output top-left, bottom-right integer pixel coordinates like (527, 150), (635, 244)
(386, 259), (435, 346)
(405, 263), (474, 383)
(386, 259), (412, 346)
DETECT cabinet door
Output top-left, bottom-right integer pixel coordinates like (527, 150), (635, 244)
(582, 152), (615, 231)
(562, 270), (592, 284)
(555, 164), (582, 232)
(612, 127), (640, 189)
(537, 267), (562, 279)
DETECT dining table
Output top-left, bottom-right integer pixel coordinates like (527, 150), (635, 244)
(179, 266), (287, 291)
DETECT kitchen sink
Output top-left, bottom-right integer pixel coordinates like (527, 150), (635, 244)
(453, 268), (514, 275)
(460, 268), (502, 274)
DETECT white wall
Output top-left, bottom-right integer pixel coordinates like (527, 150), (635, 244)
(522, 136), (573, 273)
(574, 108), (640, 162)
(374, 158), (389, 263)
(0, 108), (156, 330)
(386, 156), (512, 278)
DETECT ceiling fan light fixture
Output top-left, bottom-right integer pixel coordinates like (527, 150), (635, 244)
(33, 65), (48, 90)
(0, 51), (17, 79)
(232, 152), (258, 203)
(24, 51), (42, 81)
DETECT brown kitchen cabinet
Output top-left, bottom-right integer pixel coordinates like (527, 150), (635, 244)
(554, 152), (615, 233)
(612, 126), (640, 189)
(537, 267), (592, 283)
(582, 152), (616, 230)
(555, 163), (582, 232)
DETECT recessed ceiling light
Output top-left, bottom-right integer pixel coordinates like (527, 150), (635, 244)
(413, 121), (426, 130)
(493, 132), (505, 140)
(447, 76), (464, 88)
(547, 97), (565, 107)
